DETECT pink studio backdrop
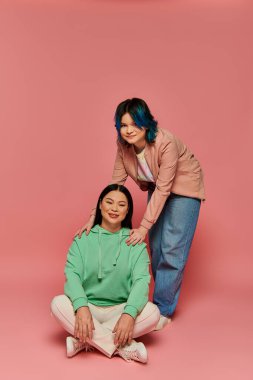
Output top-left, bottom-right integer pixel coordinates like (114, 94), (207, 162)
(0, 1), (252, 379)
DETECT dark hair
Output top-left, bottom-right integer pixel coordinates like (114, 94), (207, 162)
(92, 184), (133, 229)
(114, 98), (158, 145)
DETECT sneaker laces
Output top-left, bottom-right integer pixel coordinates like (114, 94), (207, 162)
(117, 347), (139, 362)
(74, 340), (94, 353)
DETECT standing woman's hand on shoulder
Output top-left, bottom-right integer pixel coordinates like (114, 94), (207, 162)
(74, 220), (93, 239)
(126, 226), (148, 246)
(75, 306), (95, 343)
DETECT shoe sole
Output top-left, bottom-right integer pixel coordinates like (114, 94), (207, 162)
(137, 342), (148, 363)
(66, 337), (76, 358)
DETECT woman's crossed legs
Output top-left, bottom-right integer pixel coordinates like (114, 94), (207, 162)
(51, 295), (160, 358)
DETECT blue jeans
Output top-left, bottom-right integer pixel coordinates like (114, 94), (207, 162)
(148, 192), (201, 317)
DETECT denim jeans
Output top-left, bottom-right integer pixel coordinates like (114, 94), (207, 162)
(148, 192), (201, 317)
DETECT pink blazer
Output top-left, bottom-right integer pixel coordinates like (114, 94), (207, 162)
(111, 128), (205, 230)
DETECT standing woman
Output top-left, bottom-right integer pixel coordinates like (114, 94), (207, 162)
(77, 98), (205, 329)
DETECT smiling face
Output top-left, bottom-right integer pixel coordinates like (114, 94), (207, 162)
(100, 190), (129, 232)
(120, 113), (146, 149)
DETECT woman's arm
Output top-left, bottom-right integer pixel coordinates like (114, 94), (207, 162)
(126, 138), (179, 245)
(64, 240), (88, 310)
(141, 139), (178, 230)
(64, 240), (95, 342)
(113, 245), (150, 346)
(111, 143), (128, 185)
(123, 246), (151, 318)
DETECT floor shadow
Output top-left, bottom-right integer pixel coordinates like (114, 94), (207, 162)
(47, 330), (67, 346)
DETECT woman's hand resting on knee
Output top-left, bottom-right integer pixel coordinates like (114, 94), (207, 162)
(113, 314), (135, 347)
(74, 306), (95, 343)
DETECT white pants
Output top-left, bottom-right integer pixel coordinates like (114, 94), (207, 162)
(51, 295), (160, 357)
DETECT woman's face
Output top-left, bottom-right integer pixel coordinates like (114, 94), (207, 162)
(120, 113), (146, 146)
(100, 190), (129, 229)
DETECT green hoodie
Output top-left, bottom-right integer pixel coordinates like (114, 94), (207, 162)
(64, 225), (150, 319)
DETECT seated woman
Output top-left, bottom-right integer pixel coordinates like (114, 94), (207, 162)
(51, 184), (160, 363)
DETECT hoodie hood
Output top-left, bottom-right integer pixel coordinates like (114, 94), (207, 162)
(90, 224), (130, 236)
(90, 225), (130, 280)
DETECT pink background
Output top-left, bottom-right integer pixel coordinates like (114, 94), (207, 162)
(0, 0), (252, 379)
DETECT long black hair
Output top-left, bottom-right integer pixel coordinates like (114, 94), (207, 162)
(92, 184), (133, 229)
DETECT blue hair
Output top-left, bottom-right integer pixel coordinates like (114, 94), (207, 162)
(114, 98), (158, 144)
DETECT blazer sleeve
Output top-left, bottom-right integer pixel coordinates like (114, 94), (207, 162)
(64, 240), (89, 311)
(111, 143), (128, 185)
(140, 138), (179, 230)
(123, 246), (151, 319)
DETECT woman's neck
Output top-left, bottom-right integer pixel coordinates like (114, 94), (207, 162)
(100, 221), (121, 233)
(133, 140), (146, 154)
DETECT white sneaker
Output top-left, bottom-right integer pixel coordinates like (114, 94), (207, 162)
(66, 336), (94, 358)
(115, 340), (148, 363)
(154, 315), (171, 331)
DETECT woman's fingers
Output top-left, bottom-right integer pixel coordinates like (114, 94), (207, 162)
(83, 325), (89, 343)
(118, 328), (129, 347)
(85, 226), (91, 236)
(120, 332), (128, 347)
(87, 320), (93, 340)
(75, 308), (94, 343)
(76, 315), (86, 343)
(74, 228), (83, 238)
(127, 227), (147, 245)
(117, 329), (125, 347)
(112, 320), (119, 333)
(76, 321), (81, 340)
(74, 227), (85, 239)
(113, 316), (134, 347)
(74, 318), (78, 338)
(74, 225), (91, 239)
(81, 321), (89, 343)
(126, 228), (145, 246)
(126, 235), (136, 244)
(78, 319), (83, 342)
(138, 237), (144, 244)
(127, 331), (133, 345)
(120, 327), (133, 347)
(127, 236), (142, 246)
(78, 224), (93, 238)
(76, 317), (83, 340)
(114, 326), (121, 345)
(78, 227), (86, 239)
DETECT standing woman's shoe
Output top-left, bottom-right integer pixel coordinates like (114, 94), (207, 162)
(154, 315), (171, 331)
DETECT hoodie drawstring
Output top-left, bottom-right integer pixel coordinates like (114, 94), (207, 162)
(113, 230), (123, 266)
(98, 228), (123, 280)
(98, 228), (102, 280)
